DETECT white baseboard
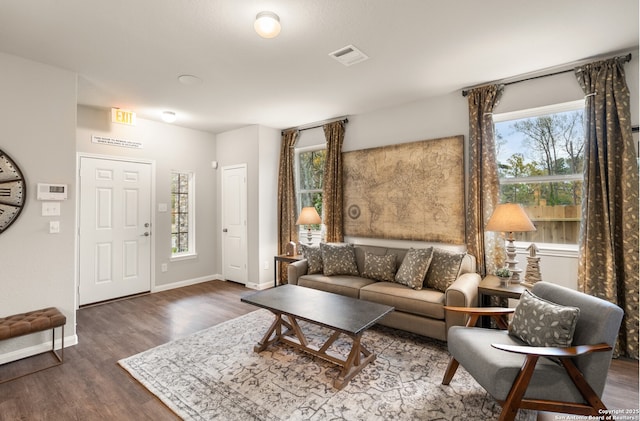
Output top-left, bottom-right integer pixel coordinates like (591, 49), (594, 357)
(244, 281), (272, 290)
(152, 274), (222, 292)
(0, 333), (78, 365)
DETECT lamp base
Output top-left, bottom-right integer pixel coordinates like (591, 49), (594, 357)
(505, 235), (523, 283)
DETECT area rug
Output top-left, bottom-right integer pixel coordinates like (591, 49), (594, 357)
(119, 309), (535, 420)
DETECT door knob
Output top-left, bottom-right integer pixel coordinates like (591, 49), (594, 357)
(141, 232), (150, 237)
(223, 228), (228, 232)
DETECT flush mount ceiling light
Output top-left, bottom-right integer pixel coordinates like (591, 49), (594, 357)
(254, 11), (281, 38)
(162, 111), (176, 123)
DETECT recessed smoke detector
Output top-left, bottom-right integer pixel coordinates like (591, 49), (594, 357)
(328, 45), (369, 67)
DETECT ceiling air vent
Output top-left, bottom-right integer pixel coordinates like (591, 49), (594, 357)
(329, 45), (369, 67)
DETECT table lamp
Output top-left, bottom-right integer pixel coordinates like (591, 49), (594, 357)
(485, 203), (536, 282)
(296, 207), (321, 245)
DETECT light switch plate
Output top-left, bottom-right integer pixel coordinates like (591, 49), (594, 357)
(42, 202), (61, 216)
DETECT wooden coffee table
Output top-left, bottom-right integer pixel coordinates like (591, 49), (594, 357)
(241, 285), (394, 389)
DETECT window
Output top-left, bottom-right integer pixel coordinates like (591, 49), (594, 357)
(295, 145), (326, 242)
(493, 100), (585, 245)
(171, 171), (196, 258)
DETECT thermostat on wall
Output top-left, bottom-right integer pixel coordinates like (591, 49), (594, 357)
(37, 183), (68, 200)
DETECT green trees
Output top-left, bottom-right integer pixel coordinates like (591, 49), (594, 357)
(497, 111), (584, 206)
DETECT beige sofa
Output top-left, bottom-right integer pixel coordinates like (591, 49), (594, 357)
(287, 244), (481, 341)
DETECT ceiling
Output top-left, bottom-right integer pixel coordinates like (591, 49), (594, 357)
(0, 0), (637, 134)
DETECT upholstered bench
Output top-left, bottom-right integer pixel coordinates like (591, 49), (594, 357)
(0, 307), (66, 383)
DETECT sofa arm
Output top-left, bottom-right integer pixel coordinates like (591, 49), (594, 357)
(287, 260), (308, 285)
(444, 272), (481, 336)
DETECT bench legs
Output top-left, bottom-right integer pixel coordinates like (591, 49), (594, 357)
(0, 324), (65, 384)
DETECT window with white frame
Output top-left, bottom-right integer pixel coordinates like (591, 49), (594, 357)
(295, 145), (326, 243)
(493, 99), (585, 245)
(171, 171), (196, 258)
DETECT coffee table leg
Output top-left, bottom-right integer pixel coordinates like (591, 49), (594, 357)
(333, 334), (375, 390)
(254, 312), (285, 352)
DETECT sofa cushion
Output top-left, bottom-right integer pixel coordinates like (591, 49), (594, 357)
(320, 243), (359, 276)
(298, 274), (375, 299)
(508, 289), (580, 347)
(425, 249), (465, 292)
(360, 282), (445, 319)
(299, 244), (323, 274)
(395, 247), (433, 290)
(361, 252), (396, 282)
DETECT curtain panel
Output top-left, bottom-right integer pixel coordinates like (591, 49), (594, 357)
(575, 57), (639, 359)
(465, 85), (504, 276)
(277, 129), (299, 283)
(322, 121), (346, 243)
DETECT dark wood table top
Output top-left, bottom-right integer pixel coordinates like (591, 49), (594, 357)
(242, 284), (394, 335)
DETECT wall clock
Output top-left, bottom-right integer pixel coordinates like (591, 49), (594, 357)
(0, 149), (26, 233)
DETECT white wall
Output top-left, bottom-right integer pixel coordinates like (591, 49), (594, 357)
(76, 106), (218, 289)
(0, 52), (78, 362)
(216, 125), (280, 289)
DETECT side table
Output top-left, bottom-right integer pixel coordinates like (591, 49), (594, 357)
(478, 275), (527, 328)
(273, 254), (304, 287)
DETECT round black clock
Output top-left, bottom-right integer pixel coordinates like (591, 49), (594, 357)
(0, 149), (26, 233)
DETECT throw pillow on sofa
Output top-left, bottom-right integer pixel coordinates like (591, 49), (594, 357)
(299, 244), (323, 274)
(508, 289), (580, 347)
(425, 249), (465, 292)
(320, 243), (359, 276)
(361, 252), (396, 282)
(394, 247), (434, 290)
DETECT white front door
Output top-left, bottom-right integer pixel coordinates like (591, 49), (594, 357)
(78, 157), (152, 305)
(221, 164), (248, 284)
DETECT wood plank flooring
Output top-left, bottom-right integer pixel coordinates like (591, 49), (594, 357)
(0, 280), (637, 421)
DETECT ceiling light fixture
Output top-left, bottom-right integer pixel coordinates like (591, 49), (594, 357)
(162, 111), (176, 123)
(254, 11), (281, 38)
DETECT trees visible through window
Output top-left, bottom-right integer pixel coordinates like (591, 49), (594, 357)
(494, 100), (585, 245)
(296, 146), (325, 237)
(171, 171), (195, 256)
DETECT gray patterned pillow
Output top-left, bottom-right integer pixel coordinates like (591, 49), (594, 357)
(508, 289), (580, 347)
(425, 249), (465, 292)
(299, 244), (323, 274)
(394, 248), (433, 290)
(361, 252), (396, 282)
(320, 243), (359, 276)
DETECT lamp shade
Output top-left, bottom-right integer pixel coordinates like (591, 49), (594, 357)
(485, 203), (536, 233)
(296, 207), (321, 225)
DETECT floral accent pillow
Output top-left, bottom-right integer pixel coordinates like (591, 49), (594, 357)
(299, 244), (323, 275)
(425, 249), (465, 292)
(508, 290), (580, 347)
(320, 243), (359, 276)
(361, 252), (396, 282)
(394, 248), (434, 290)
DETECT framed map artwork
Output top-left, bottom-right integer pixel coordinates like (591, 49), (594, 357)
(343, 135), (465, 243)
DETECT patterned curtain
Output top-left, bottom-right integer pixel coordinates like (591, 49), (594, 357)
(575, 57), (639, 359)
(322, 121), (346, 243)
(466, 85), (504, 276)
(277, 129), (299, 283)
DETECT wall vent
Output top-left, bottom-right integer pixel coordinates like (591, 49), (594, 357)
(328, 45), (369, 67)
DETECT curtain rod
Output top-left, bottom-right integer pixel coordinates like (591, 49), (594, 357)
(461, 53), (632, 97)
(282, 118), (349, 135)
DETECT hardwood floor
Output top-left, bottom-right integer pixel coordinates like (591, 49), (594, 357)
(0, 280), (637, 421)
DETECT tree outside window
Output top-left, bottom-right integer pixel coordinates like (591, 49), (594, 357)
(494, 101), (585, 245)
(171, 171), (195, 256)
(296, 147), (325, 234)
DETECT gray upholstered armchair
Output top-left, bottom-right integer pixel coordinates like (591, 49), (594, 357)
(442, 281), (623, 421)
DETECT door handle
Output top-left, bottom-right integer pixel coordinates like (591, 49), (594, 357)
(141, 232), (150, 237)
(223, 228), (228, 233)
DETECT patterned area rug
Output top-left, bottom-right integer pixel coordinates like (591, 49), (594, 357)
(119, 309), (535, 420)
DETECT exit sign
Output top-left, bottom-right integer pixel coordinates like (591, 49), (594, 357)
(111, 108), (136, 126)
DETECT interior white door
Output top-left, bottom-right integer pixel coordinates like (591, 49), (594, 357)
(222, 164), (248, 284)
(79, 157), (152, 305)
